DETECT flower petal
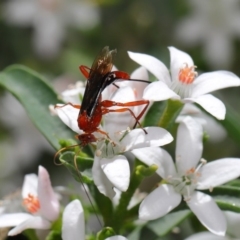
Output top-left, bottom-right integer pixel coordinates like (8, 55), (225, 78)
(104, 86), (136, 133)
(61, 85), (85, 104)
(192, 71), (240, 98)
(131, 147), (176, 178)
(187, 191), (226, 236)
(0, 213), (32, 228)
(176, 117), (203, 174)
(92, 156), (116, 199)
(105, 236), (128, 240)
(8, 216), (51, 236)
(128, 51), (171, 85)
(143, 81), (180, 101)
(185, 231), (226, 240)
(62, 200), (85, 240)
(22, 173), (38, 198)
(197, 158), (240, 190)
(139, 184), (181, 220)
(185, 94), (226, 120)
(224, 211), (240, 238)
(38, 166), (60, 221)
(55, 104), (82, 134)
(101, 155), (130, 192)
(169, 47), (194, 83)
(123, 127), (173, 152)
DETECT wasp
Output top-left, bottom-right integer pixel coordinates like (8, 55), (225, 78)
(55, 46), (150, 148)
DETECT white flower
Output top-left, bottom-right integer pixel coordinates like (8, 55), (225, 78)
(177, 103), (227, 142)
(62, 199), (127, 240)
(55, 83), (173, 199)
(224, 211), (240, 238)
(128, 47), (240, 120)
(185, 231), (227, 240)
(185, 211), (240, 239)
(132, 117), (240, 236)
(0, 166), (60, 236)
(175, 0), (240, 68)
(3, 0), (99, 58)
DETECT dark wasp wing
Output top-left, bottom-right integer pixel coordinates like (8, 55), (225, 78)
(80, 46), (116, 117)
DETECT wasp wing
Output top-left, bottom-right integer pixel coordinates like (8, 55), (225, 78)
(80, 46), (116, 117)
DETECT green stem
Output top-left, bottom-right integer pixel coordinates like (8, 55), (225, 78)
(158, 99), (184, 129)
(112, 161), (157, 232)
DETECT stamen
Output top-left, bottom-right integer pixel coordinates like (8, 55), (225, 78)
(23, 194), (40, 214)
(178, 64), (197, 84)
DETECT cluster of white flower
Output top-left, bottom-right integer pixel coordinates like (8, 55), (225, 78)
(1, 46), (240, 239)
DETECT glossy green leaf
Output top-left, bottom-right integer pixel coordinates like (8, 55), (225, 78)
(143, 101), (166, 127)
(205, 186), (240, 212)
(46, 231), (62, 240)
(0, 65), (74, 150)
(146, 210), (191, 236)
(222, 102), (240, 145)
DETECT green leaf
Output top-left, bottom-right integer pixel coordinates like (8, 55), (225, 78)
(205, 186), (240, 212)
(59, 152), (93, 184)
(143, 101), (166, 127)
(127, 225), (144, 240)
(221, 103), (240, 145)
(0, 65), (74, 150)
(46, 231), (62, 240)
(146, 210), (191, 236)
(23, 229), (39, 240)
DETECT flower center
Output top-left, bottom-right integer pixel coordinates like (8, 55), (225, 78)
(178, 64), (198, 85)
(168, 159), (206, 201)
(96, 129), (129, 158)
(23, 194), (40, 214)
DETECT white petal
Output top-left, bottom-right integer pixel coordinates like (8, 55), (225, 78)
(38, 166), (60, 221)
(61, 87), (85, 104)
(187, 192), (226, 236)
(143, 81), (180, 101)
(101, 155), (130, 192)
(169, 47), (194, 83)
(8, 216), (51, 236)
(197, 158), (240, 190)
(192, 71), (240, 98)
(105, 236), (128, 240)
(128, 51), (171, 85)
(131, 147), (176, 178)
(185, 94), (226, 120)
(62, 200), (85, 240)
(55, 104), (82, 134)
(123, 127), (173, 152)
(0, 213), (32, 227)
(131, 66), (149, 81)
(130, 66), (149, 100)
(139, 184), (181, 220)
(104, 86), (136, 133)
(176, 117), (203, 174)
(185, 231), (226, 240)
(22, 173), (38, 198)
(224, 211), (240, 237)
(92, 156), (116, 199)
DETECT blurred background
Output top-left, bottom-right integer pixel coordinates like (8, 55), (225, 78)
(0, 0), (240, 239)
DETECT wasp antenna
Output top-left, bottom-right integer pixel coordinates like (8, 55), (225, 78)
(54, 144), (80, 166)
(128, 79), (151, 84)
(73, 154), (103, 228)
(112, 83), (119, 89)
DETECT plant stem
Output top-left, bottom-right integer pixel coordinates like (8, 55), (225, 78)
(158, 99), (184, 129)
